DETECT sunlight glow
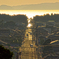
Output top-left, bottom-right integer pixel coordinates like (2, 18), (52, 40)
(28, 20), (30, 23)
(27, 23), (32, 27)
(0, 10), (59, 19)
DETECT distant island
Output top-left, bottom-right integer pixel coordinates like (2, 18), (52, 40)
(0, 2), (59, 10)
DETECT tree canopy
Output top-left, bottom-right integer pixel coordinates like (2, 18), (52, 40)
(33, 14), (59, 23)
(0, 45), (13, 59)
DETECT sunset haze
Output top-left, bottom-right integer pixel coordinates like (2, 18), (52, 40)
(0, 0), (59, 6)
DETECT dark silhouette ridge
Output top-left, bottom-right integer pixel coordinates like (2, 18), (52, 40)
(0, 45), (13, 59)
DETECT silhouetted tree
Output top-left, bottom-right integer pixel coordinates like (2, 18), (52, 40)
(0, 45), (13, 59)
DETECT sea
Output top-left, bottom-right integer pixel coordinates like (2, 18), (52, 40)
(0, 10), (59, 19)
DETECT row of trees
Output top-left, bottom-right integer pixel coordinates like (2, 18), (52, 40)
(0, 14), (28, 23)
(0, 14), (28, 29)
(33, 14), (59, 22)
(1, 13), (59, 24)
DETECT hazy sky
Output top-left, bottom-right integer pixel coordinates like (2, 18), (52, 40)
(0, 0), (59, 6)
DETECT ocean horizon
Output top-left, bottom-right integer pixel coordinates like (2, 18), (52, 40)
(0, 10), (59, 18)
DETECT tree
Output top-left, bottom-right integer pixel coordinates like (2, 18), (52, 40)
(0, 45), (13, 59)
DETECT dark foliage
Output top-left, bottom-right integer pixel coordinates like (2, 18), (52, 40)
(43, 39), (51, 45)
(0, 45), (13, 59)
(4, 21), (16, 28)
(33, 14), (59, 23)
(0, 14), (28, 27)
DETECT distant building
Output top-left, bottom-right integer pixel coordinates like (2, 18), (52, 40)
(36, 27), (48, 37)
(36, 35), (47, 45)
(35, 27), (48, 45)
(44, 28), (51, 34)
(51, 40), (59, 55)
(44, 54), (59, 59)
(46, 21), (57, 32)
(48, 35), (59, 41)
(0, 29), (10, 36)
(46, 21), (55, 27)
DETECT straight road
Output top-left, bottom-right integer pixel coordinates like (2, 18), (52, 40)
(19, 28), (36, 59)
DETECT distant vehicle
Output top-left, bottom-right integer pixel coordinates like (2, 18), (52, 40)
(30, 33), (32, 35)
(26, 34), (28, 36)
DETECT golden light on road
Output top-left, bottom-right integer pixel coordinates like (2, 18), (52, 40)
(28, 20), (30, 23)
(27, 23), (32, 27)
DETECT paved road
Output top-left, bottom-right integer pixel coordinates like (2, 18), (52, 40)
(20, 28), (35, 50)
(19, 28), (37, 59)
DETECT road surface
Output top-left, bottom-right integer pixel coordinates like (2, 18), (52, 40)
(19, 28), (37, 59)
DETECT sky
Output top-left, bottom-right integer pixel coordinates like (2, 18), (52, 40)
(0, 0), (59, 6)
